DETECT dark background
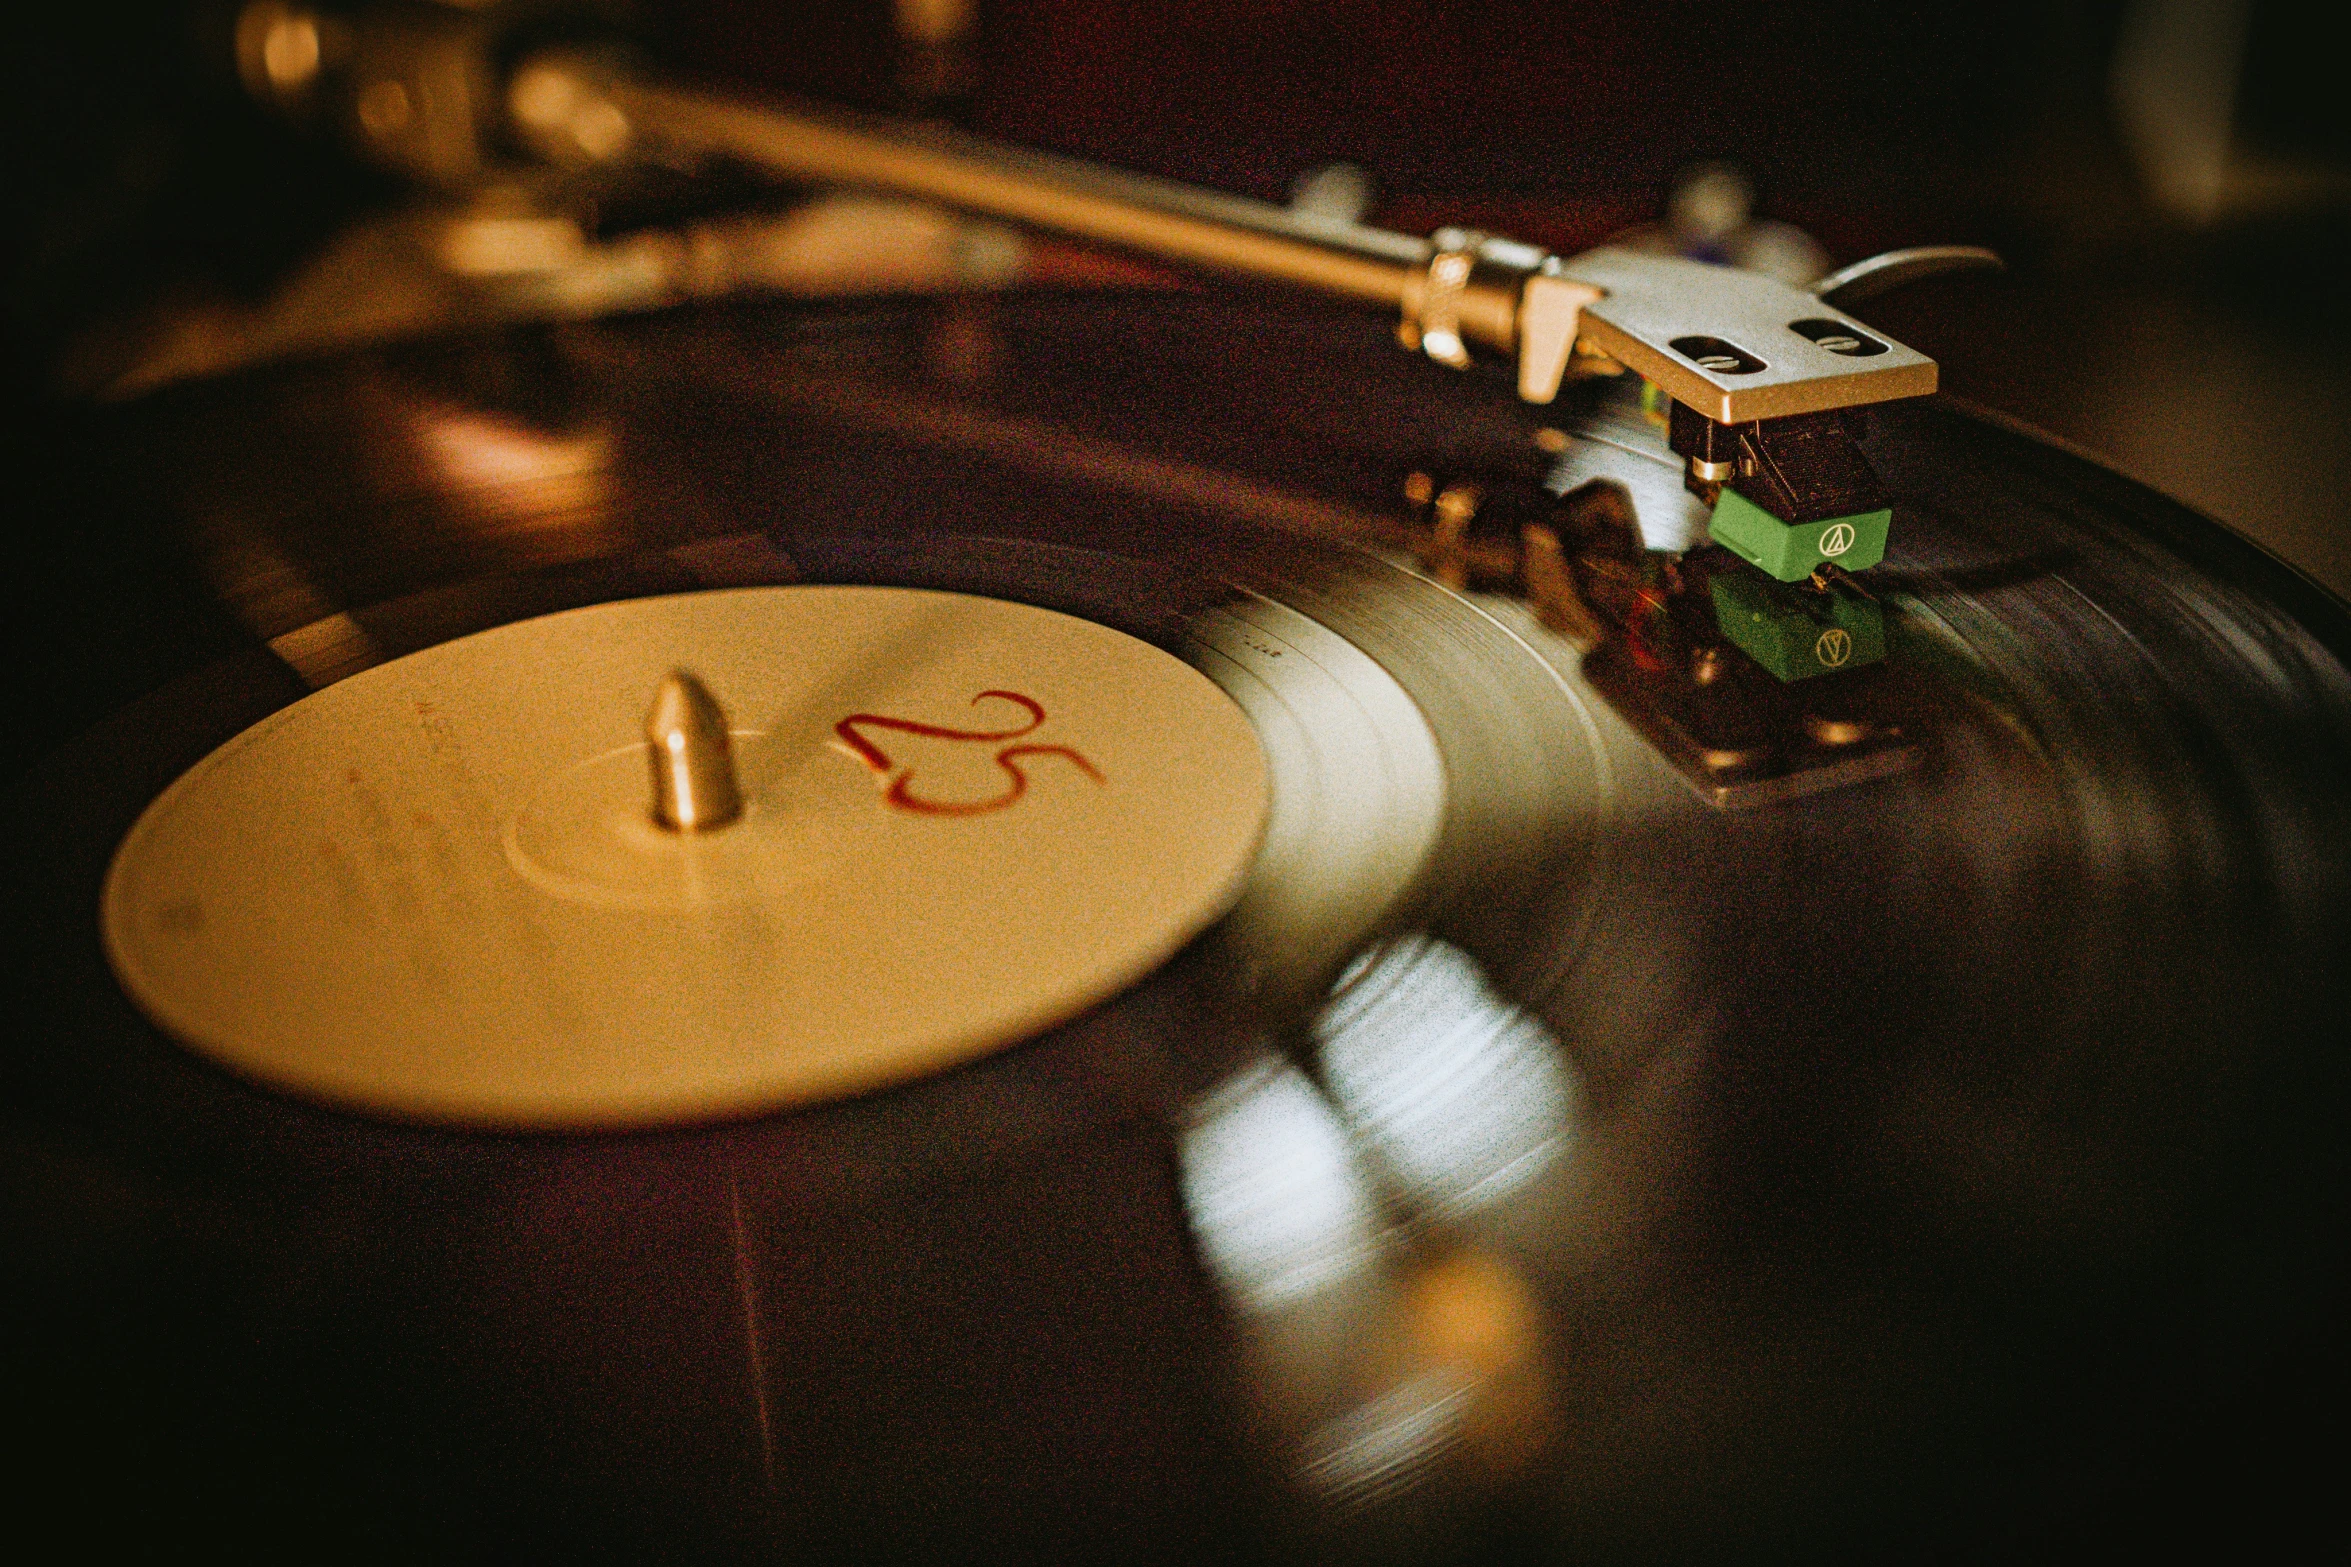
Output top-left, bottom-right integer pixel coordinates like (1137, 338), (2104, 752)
(6, 2), (2347, 594)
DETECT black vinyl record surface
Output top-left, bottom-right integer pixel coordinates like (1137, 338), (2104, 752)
(11, 287), (2351, 1562)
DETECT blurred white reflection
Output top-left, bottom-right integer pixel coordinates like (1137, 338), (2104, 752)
(1299, 1370), (1473, 1509)
(1181, 940), (1578, 1517)
(1180, 1062), (1384, 1307)
(1317, 937), (1579, 1214)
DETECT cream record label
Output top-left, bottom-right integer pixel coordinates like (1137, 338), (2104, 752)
(101, 586), (1272, 1127)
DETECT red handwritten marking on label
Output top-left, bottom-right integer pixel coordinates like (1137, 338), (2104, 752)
(835, 690), (1103, 816)
(834, 690), (1044, 766)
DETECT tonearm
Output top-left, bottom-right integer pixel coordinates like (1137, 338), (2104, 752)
(234, 0), (1997, 583)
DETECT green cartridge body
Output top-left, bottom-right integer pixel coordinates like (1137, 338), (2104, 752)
(1706, 487), (1891, 583)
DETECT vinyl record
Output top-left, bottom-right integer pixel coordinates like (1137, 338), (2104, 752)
(12, 287), (2351, 1561)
